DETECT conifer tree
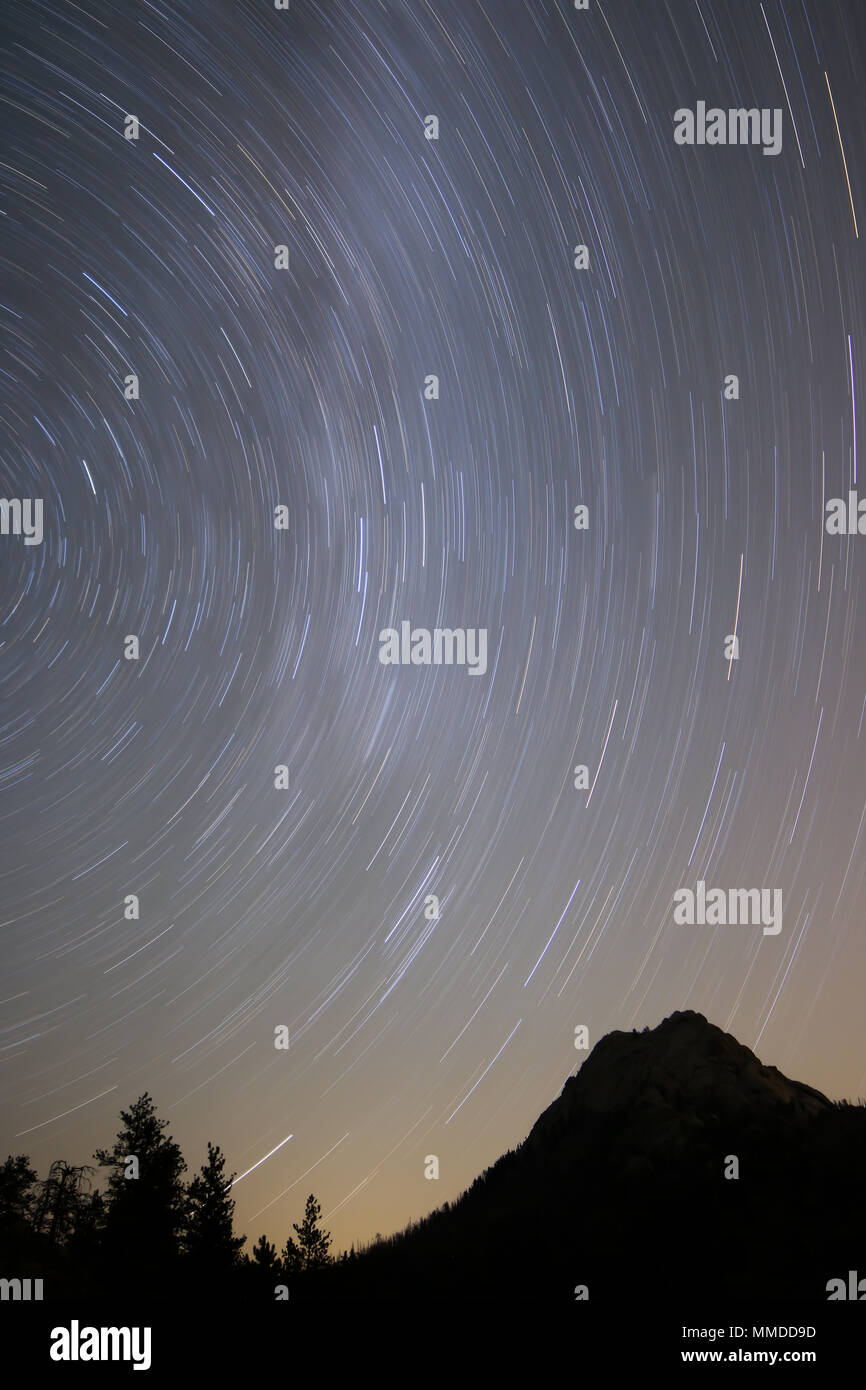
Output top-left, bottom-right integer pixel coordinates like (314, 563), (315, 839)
(0, 1154), (39, 1235)
(282, 1193), (332, 1274)
(250, 1232), (280, 1274)
(33, 1160), (94, 1246)
(184, 1142), (244, 1270)
(94, 1093), (187, 1280)
(246, 1232), (283, 1293)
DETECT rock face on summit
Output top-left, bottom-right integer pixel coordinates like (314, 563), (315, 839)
(526, 1010), (831, 1167)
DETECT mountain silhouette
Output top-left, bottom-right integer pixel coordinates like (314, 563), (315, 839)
(310, 1011), (866, 1301)
(526, 1010), (832, 1161)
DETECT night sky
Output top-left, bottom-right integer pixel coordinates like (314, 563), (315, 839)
(1, 0), (864, 1256)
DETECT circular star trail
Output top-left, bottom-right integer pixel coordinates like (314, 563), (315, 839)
(1, 0), (864, 1251)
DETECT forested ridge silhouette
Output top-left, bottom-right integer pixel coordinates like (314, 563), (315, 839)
(2, 1012), (864, 1301)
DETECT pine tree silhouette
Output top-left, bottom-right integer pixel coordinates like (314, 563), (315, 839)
(244, 1232), (283, 1294)
(250, 1232), (280, 1273)
(184, 1142), (245, 1273)
(94, 1093), (187, 1288)
(282, 1193), (332, 1274)
(33, 1160), (94, 1247)
(0, 1154), (39, 1237)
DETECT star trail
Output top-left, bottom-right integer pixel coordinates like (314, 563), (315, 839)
(1, 0), (864, 1257)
